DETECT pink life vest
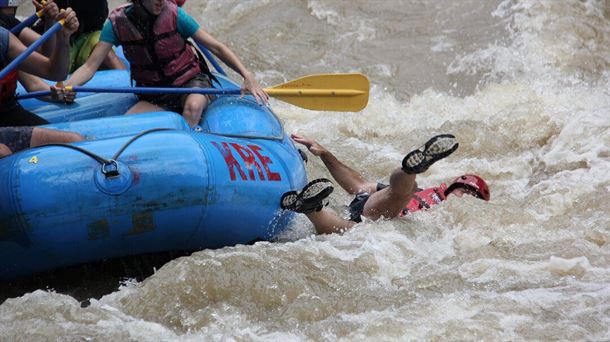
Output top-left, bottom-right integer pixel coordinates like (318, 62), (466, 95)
(109, 2), (201, 87)
(400, 183), (448, 216)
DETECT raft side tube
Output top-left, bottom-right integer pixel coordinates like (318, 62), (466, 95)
(0, 129), (306, 279)
(42, 111), (191, 141)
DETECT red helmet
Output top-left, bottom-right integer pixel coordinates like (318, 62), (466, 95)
(445, 174), (490, 201)
(172, 0), (186, 6)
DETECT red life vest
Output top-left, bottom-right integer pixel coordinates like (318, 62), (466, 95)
(109, 2), (201, 87)
(400, 183), (448, 216)
(0, 69), (17, 104)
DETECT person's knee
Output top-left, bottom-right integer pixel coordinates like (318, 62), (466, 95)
(0, 143), (12, 157)
(182, 97), (208, 125)
(183, 97), (207, 115)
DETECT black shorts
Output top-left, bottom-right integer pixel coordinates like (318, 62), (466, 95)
(0, 126), (34, 153)
(347, 183), (388, 223)
(0, 102), (49, 127)
(137, 74), (214, 113)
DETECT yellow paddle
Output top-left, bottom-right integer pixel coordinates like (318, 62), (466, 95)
(266, 73), (369, 112)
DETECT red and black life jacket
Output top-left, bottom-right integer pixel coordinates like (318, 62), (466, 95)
(0, 69), (17, 104)
(400, 183), (448, 216)
(109, 2), (206, 87)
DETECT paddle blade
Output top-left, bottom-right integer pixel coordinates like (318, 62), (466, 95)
(266, 73), (369, 112)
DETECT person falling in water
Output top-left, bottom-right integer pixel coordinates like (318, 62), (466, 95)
(281, 134), (490, 234)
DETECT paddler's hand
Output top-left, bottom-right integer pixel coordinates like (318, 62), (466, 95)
(50, 85), (76, 104)
(241, 72), (269, 105)
(291, 134), (328, 157)
(33, 0), (59, 23)
(56, 8), (79, 36)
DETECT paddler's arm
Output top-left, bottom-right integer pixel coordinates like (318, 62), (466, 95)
(18, 71), (74, 103)
(63, 41), (113, 87)
(192, 28), (269, 105)
(31, 0), (60, 57)
(7, 8), (78, 81)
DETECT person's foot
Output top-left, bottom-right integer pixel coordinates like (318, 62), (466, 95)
(402, 134), (459, 174)
(280, 178), (334, 213)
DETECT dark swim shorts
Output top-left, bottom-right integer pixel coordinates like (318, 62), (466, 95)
(0, 102), (49, 127)
(347, 183), (389, 223)
(0, 126), (34, 153)
(137, 73), (214, 113)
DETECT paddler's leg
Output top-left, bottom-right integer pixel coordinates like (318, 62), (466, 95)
(281, 178), (355, 234)
(304, 209), (356, 235)
(361, 169), (417, 220)
(0, 143), (12, 157)
(125, 101), (165, 115)
(30, 127), (84, 147)
(362, 134), (459, 220)
(181, 74), (214, 127)
(182, 93), (208, 127)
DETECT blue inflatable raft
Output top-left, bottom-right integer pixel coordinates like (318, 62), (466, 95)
(0, 70), (307, 280)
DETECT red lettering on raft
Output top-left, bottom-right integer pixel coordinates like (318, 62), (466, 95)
(211, 142), (247, 181)
(212, 141), (282, 181)
(249, 144), (281, 181)
(230, 143), (265, 180)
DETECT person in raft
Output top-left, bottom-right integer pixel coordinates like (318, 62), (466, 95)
(280, 134), (490, 234)
(32, 0), (126, 72)
(55, 0), (269, 127)
(0, 10), (83, 157)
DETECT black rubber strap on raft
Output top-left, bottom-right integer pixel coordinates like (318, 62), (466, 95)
(39, 128), (175, 168)
(111, 128), (173, 160)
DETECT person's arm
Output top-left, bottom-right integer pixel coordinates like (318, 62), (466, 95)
(102, 48), (126, 70)
(291, 134), (378, 194)
(18, 0), (60, 57)
(64, 41), (113, 86)
(191, 28), (268, 104)
(7, 8), (78, 81)
(18, 71), (75, 103)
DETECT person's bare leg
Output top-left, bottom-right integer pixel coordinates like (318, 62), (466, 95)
(125, 101), (165, 115)
(292, 134), (377, 194)
(182, 93), (208, 127)
(30, 128), (84, 147)
(304, 209), (356, 234)
(362, 168), (416, 220)
(0, 143), (12, 157)
(362, 134), (459, 220)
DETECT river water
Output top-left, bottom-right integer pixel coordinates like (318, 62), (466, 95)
(2, 0), (609, 340)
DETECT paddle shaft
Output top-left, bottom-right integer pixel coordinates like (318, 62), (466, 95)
(10, 11), (43, 35)
(18, 86), (245, 100)
(18, 86), (365, 99)
(0, 20), (63, 80)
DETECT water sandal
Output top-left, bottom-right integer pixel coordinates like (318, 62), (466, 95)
(280, 178), (334, 213)
(401, 134), (459, 174)
(280, 191), (298, 211)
